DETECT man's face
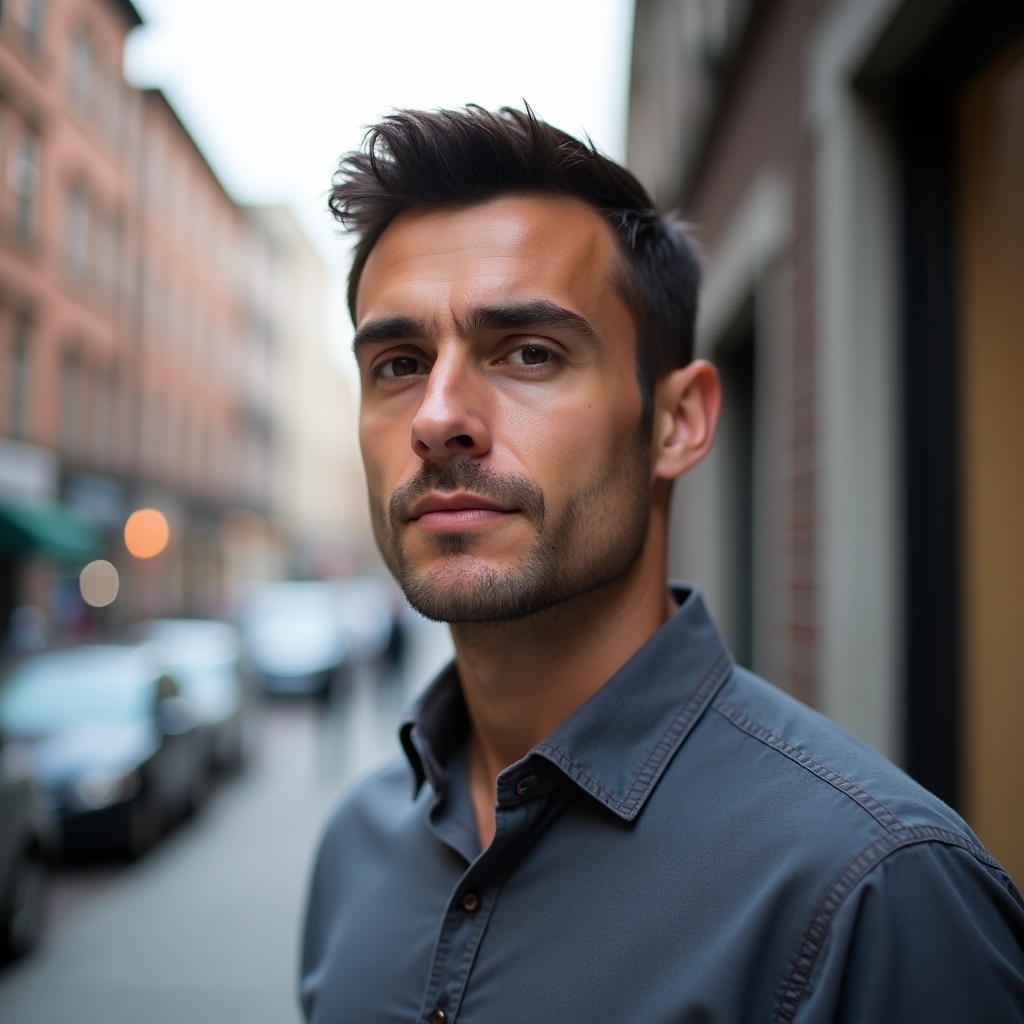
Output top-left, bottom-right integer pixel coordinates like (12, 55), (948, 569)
(353, 194), (655, 623)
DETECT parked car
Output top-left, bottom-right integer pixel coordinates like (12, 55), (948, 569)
(237, 582), (352, 696)
(332, 575), (396, 667)
(0, 646), (204, 859)
(128, 619), (246, 776)
(237, 576), (403, 697)
(0, 734), (50, 964)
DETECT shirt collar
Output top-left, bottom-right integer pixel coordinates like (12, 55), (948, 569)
(399, 585), (733, 821)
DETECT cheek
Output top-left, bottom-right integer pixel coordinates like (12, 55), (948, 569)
(504, 396), (644, 495)
(359, 413), (399, 497)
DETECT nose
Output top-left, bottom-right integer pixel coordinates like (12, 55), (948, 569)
(409, 350), (491, 463)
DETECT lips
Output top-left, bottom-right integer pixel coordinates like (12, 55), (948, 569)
(408, 493), (517, 521)
(386, 459), (546, 532)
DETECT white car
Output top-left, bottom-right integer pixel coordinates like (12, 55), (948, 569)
(236, 577), (398, 696)
(129, 619), (246, 775)
(237, 582), (352, 696)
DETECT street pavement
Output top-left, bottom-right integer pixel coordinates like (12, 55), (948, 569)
(0, 618), (453, 1024)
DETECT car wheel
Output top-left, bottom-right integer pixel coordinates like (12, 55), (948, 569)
(0, 846), (46, 963)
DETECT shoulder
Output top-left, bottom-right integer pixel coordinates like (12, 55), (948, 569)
(786, 830), (1024, 1023)
(688, 668), (1024, 1021)
(661, 663), (1018, 940)
(702, 665), (980, 842)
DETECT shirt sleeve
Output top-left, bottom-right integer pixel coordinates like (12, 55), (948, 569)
(792, 839), (1024, 1023)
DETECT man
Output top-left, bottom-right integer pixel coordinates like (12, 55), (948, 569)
(301, 106), (1024, 1023)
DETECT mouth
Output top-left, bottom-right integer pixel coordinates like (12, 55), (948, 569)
(407, 492), (519, 529)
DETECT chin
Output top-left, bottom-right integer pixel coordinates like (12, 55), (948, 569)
(398, 559), (559, 624)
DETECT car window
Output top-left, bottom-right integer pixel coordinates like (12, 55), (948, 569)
(0, 651), (151, 734)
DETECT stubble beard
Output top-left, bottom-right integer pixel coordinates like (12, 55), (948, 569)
(369, 436), (652, 624)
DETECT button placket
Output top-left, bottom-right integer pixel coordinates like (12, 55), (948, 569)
(418, 871), (497, 1023)
(419, 783), (553, 1023)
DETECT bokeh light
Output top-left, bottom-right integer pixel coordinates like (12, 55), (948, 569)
(124, 508), (170, 559)
(80, 560), (120, 608)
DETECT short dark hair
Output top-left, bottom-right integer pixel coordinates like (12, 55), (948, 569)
(328, 105), (700, 418)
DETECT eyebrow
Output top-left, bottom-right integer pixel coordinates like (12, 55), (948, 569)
(352, 300), (602, 356)
(458, 300), (601, 346)
(351, 314), (428, 355)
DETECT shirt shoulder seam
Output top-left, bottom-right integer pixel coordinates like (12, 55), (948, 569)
(770, 826), (1006, 1024)
(710, 697), (904, 831)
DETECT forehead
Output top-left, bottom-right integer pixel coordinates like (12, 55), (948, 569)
(354, 194), (629, 329)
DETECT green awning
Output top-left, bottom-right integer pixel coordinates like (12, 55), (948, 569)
(0, 498), (102, 564)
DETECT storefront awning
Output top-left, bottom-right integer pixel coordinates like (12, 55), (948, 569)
(0, 498), (101, 564)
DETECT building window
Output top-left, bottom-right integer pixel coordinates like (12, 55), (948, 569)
(107, 77), (124, 146)
(70, 28), (93, 113)
(12, 134), (39, 241)
(139, 382), (155, 471)
(1, 1), (45, 54)
(165, 396), (180, 475)
(96, 210), (119, 304)
(9, 321), (31, 439)
(144, 264), (167, 342)
(64, 182), (89, 284)
(94, 367), (114, 462)
(166, 275), (180, 347)
(59, 349), (81, 453)
(15, 0), (45, 53)
(142, 128), (162, 209)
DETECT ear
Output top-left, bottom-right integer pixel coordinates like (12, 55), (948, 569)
(651, 359), (721, 482)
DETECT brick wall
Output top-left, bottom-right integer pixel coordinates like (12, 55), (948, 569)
(682, 0), (827, 705)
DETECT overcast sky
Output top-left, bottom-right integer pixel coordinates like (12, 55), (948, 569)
(125, 0), (635, 289)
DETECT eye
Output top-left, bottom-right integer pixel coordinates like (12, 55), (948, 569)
(507, 343), (552, 366)
(374, 355), (427, 379)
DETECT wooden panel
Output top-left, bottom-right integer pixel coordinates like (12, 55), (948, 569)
(957, 32), (1024, 880)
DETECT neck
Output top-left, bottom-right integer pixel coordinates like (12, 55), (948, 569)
(451, 519), (675, 844)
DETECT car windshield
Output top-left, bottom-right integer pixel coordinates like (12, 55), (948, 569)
(168, 661), (236, 691)
(0, 649), (152, 735)
(243, 586), (344, 653)
(131, 620), (240, 666)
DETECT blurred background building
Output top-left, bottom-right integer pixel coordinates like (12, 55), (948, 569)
(0, 0), (369, 652)
(629, 0), (1023, 877)
(246, 204), (367, 584)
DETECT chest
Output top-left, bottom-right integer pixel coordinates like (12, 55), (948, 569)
(304, 794), (814, 1024)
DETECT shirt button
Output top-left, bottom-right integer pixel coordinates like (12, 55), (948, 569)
(515, 773), (540, 796)
(461, 891), (480, 914)
(428, 1010), (448, 1024)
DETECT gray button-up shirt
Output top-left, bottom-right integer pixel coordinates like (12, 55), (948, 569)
(301, 587), (1024, 1022)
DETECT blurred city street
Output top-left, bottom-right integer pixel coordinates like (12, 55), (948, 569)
(0, 2), (1022, 1018)
(0, 617), (452, 1024)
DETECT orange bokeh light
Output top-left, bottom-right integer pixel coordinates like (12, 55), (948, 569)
(124, 508), (170, 559)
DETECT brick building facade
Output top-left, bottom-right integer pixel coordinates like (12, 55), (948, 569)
(0, 0), (362, 645)
(628, 0), (1024, 877)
